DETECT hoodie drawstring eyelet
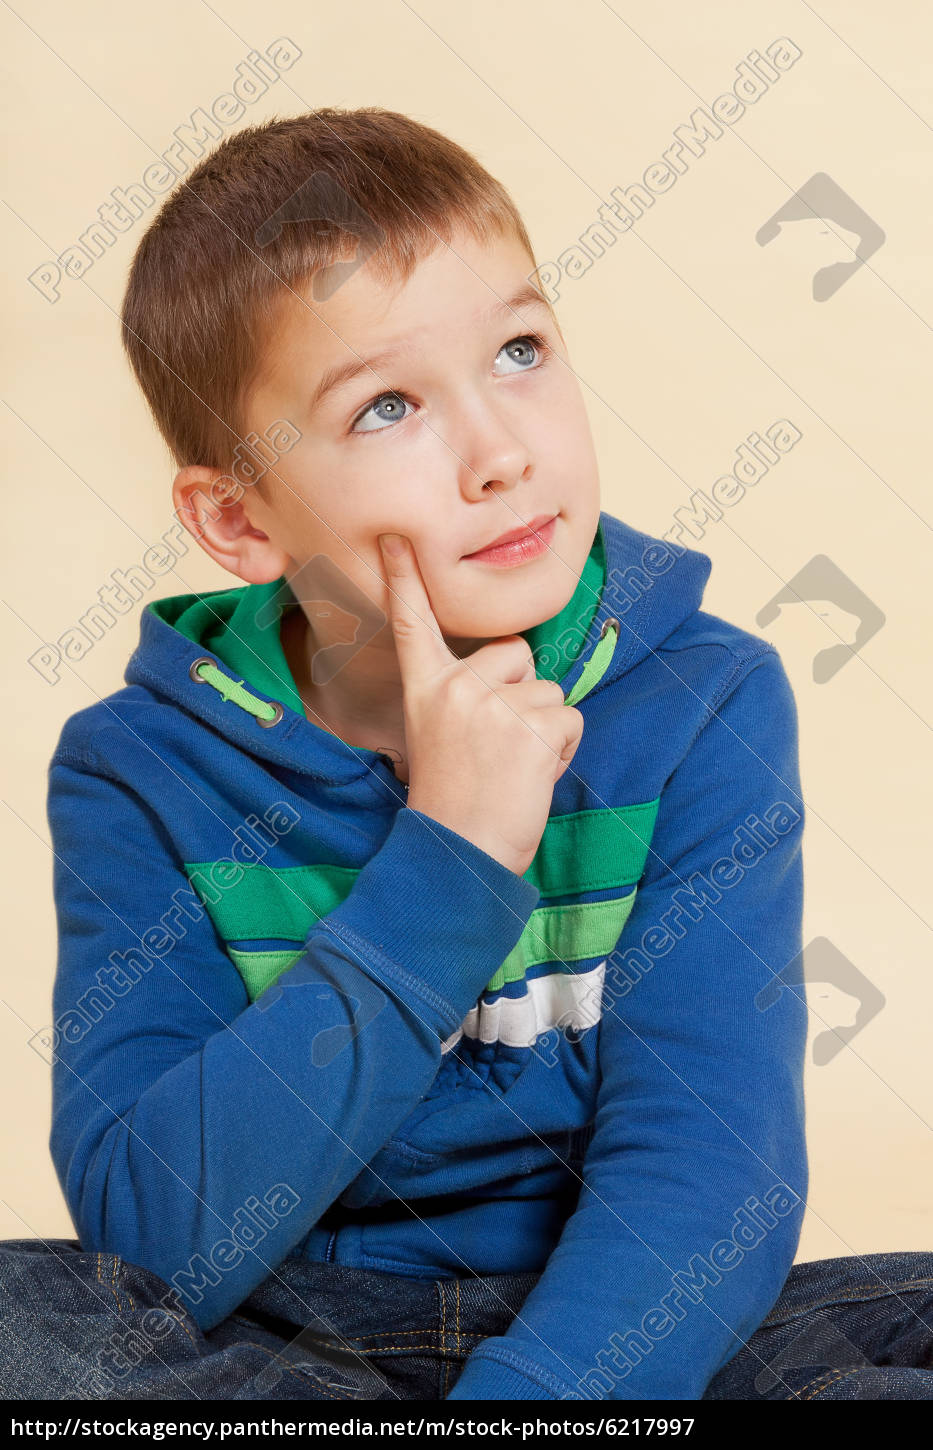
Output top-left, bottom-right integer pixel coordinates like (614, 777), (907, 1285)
(186, 615), (620, 734)
(188, 656), (284, 727)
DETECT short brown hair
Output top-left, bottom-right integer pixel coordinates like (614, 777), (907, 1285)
(121, 107), (540, 495)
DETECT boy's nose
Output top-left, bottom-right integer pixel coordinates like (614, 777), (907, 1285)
(454, 423), (532, 500)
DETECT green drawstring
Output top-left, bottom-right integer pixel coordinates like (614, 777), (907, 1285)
(191, 617), (619, 725)
(190, 659), (280, 723)
(563, 619), (619, 708)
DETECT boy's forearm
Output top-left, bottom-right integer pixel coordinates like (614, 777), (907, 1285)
(49, 762), (540, 1332)
(448, 1128), (807, 1400)
(448, 646), (809, 1400)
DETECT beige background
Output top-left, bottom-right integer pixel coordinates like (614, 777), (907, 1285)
(2, 0), (931, 1267)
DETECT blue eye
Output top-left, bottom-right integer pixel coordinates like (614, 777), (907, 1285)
(494, 334), (548, 374)
(351, 392), (412, 435)
(349, 332), (551, 436)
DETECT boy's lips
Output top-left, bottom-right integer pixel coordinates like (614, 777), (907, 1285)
(462, 513), (557, 558)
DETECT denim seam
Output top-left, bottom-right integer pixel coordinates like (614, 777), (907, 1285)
(103, 1252), (205, 1363)
(762, 1277), (933, 1327)
(112, 1259), (202, 1351)
(96, 1253), (128, 1316)
(439, 1284), (450, 1398)
(319, 1342), (473, 1354)
(316, 1327), (463, 1342)
(795, 1366), (866, 1401)
(314, 1331), (484, 1350)
(159, 1311), (201, 1353)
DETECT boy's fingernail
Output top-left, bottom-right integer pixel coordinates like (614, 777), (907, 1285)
(379, 534), (404, 555)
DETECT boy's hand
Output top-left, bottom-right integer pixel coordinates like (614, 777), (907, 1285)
(378, 533), (584, 878)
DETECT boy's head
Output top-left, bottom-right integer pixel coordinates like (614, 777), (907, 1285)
(122, 107), (601, 647)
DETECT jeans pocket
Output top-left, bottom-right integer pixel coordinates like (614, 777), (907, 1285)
(106, 1253), (206, 1356)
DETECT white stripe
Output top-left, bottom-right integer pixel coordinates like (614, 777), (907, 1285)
(440, 960), (606, 1053)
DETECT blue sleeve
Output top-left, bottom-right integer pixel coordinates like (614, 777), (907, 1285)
(46, 756), (540, 1332)
(447, 647), (809, 1400)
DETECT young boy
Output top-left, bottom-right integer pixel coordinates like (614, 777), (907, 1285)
(10, 108), (933, 1402)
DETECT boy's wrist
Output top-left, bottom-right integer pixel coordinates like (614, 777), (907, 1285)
(405, 794), (526, 879)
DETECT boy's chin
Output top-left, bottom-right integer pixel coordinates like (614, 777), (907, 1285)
(440, 590), (575, 647)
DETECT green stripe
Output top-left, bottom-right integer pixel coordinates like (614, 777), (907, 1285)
(183, 861), (356, 942)
(183, 799), (660, 943)
(526, 801), (659, 895)
(485, 892), (638, 993)
(227, 946), (306, 1002)
(226, 889), (638, 1004)
(187, 798), (660, 1006)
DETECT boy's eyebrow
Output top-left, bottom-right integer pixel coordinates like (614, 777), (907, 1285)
(308, 282), (553, 416)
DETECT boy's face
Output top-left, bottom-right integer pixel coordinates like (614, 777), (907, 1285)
(239, 223), (601, 645)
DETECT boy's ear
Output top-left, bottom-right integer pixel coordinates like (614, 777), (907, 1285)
(172, 464), (290, 584)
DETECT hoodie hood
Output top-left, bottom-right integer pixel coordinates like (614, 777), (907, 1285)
(127, 510), (711, 778)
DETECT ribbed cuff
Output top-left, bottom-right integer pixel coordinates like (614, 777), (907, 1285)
(309, 806), (540, 1034)
(446, 1347), (568, 1400)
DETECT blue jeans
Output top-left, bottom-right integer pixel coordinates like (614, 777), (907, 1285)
(0, 1239), (931, 1400)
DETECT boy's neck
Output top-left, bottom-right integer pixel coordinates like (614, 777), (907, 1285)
(281, 605), (483, 776)
(280, 605), (403, 756)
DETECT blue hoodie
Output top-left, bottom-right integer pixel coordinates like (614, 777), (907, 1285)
(46, 509), (808, 1401)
